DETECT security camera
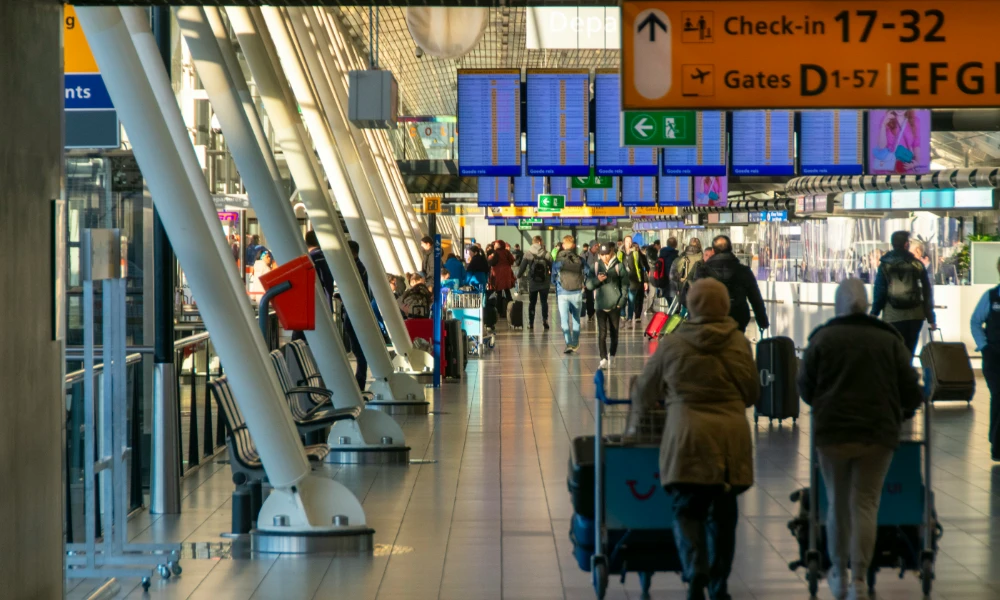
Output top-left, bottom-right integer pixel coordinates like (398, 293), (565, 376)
(415, 46), (424, 59)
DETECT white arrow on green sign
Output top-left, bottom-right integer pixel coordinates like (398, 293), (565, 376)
(622, 110), (697, 147)
(537, 194), (566, 212)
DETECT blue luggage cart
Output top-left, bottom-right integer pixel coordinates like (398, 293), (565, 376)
(446, 287), (494, 355)
(788, 394), (941, 596)
(588, 370), (682, 599)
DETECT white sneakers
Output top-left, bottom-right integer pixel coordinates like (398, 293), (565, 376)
(827, 570), (870, 600)
(598, 357), (614, 370)
(827, 569), (846, 600)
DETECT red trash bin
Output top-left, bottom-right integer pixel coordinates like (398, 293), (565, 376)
(259, 254), (317, 331)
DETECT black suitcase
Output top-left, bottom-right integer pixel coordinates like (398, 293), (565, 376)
(567, 435), (595, 519)
(920, 330), (975, 403)
(445, 319), (463, 379)
(755, 334), (800, 424)
(507, 299), (524, 329)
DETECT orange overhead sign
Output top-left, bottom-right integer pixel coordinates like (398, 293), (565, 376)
(622, 1), (1000, 109)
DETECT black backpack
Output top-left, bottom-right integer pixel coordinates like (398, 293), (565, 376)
(531, 259), (547, 283)
(885, 259), (923, 309)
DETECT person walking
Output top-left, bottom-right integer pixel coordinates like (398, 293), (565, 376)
(798, 279), (922, 600)
(345, 240), (370, 392)
(515, 236), (552, 330)
(488, 240), (517, 306)
(586, 243), (627, 369)
(655, 237), (680, 303)
(871, 231), (936, 355)
(554, 235), (586, 353)
(622, 236), (650, 326)
(420, 235), (435, 279)
(671, 238), (704, 307)
(628, 278), (759, 600)
(583, 239), (600, 323)
(692, 236), (769, 333)
(970, 257), (1000, 461)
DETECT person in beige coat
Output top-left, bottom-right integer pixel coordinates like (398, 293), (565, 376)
(629, 278), (759, 600)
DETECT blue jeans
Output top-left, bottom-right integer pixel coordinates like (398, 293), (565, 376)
(627, 287), (645, 321)
(557, 291), (583, 346)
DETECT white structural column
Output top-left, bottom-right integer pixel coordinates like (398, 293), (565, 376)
(283, 7), (433, 372)
(180, 6), (405, 448)
(228, 7), (425, 400)
(309, 7), (419, 273)
(79, 6), (366, 530)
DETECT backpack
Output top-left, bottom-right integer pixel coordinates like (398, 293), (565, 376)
(672, 254), (699, 290)
(653, 257), (669, 288)
(885, 259), (923, 309)
(531, 259), (547, 283)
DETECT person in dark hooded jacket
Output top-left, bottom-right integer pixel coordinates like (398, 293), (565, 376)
(656, 238), (680, 301)
(692, 235), (769, 333)
(515, 236), (552, 330)
(870, 231), (936, 355)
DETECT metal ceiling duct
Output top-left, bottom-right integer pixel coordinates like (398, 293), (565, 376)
(406, 7), (488, 60)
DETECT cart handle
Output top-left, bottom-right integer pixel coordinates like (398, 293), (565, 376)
(594, 370), (631, 406)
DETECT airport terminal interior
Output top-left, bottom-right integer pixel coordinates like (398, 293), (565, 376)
(7, 1), (1000, 599)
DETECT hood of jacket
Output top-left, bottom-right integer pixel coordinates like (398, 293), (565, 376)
(673, 317), (742, 352)
(659, 246), (679, 262)
(703, 251), (742, 281)
(526, 243), (547, 259)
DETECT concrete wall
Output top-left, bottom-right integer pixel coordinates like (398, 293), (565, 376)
(0, 1), (65, 597)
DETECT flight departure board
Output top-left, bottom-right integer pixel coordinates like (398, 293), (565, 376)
(526, 69), (590, 176)
(513, 161), (544, 207)
(800, 110), (864, 175)
(548, 177), (586, 206)
(658, 176), (693, 207)
(457, 70), (521, 177)
(621, 177), (656, 207)
(662, 111), (727, 176)
(477, 177), (510, 208)
(731, 110), (796, 176)
(585, 177), (619, 207)
(594, 71), (658, 176)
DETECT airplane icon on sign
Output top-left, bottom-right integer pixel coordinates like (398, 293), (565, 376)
(691, 67), (710, 83)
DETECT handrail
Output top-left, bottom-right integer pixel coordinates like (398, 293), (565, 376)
(175, 331), (211, 351)
(65, 353), (144, 386)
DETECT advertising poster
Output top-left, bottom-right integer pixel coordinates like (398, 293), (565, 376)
(694, 175), (727, 207)
(868, 109), (931, 175)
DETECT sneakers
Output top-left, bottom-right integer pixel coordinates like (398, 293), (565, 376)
(598, 358), (609, 370)
(850, 578), (871, 600)
(827, 568), (847, 600)
(543, 322), (550, 331)
(607, 356), (614, 369)
(568, 344), (579, 353)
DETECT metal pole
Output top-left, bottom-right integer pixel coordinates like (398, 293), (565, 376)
(175, 5), (367, 412)
(147, 5), (180, 515)
(430, 214), (441, 388)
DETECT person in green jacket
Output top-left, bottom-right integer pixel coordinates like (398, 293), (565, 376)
(586, 243), (629, 370)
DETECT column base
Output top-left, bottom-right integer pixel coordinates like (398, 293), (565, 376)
(325, 444), (411, 465)
(251, 526), (374, 554)
(365, 400), (430, 415)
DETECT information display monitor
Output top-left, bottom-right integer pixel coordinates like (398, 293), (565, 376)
(457, 70), (522, 176)
(868, 109), (931, 175)
(731, 110), (796, 176)
(594, 70), (658, 176)
(526, 69), (591, 176)
(662, 111), (727, 176)
(621, 177), (657, 207)
(585, 177), (619, 207)
(477, 177), (511, 207)
(513, 161), (544, 207)
(548, 177), (585, 207)
(800, 110), (864, 175)
(658, 176), (693, 207)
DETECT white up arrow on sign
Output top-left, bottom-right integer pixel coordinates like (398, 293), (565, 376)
(633, 116), (654, 138)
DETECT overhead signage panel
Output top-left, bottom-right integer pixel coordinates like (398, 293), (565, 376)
(621, 1), (1000, 109)
(457, 69), (521, 176)
(65, 5), (119, 149)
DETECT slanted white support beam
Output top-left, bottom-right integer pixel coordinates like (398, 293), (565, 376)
(82, 6), (365, 531)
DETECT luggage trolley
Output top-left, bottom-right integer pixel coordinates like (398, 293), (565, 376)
(588, 370), (682, 599)
(447, 287), (495, 356)
(788, 395), (942, 596)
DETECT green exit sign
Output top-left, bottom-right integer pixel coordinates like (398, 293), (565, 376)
(537, 194), (565, 212)
(622, 110), (697, 147)
(571, 167), (614, 189)
(518, 218), (542, 230)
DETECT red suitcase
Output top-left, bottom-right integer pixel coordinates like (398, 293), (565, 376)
(644, 312), (669, 339)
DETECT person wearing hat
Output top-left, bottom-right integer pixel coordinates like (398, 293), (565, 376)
(798, 279), (922, 600)
(628, 278), (759, 600)
(586, 243), (628, 369)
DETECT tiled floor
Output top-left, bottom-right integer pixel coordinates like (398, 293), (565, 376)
(68, 315), (1000, 599)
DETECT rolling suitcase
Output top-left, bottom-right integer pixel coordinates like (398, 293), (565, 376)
(920, 329), (975, 403)
(755, 333), (799, 424)
(507, 299), (524, 329)
(644, 312), (670, 339)
(445, 318), (463, 379)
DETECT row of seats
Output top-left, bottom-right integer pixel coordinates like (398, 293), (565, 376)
(209, 340), (361, 485)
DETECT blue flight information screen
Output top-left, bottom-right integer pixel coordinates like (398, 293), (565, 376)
(477, 177), (510, 208)
(731, 110), (796, 176)
(513, 161), (544, 207)
(799, 110), (864, 176)
(526, 70), (590, 177)
(621, 177), (656, 207)
(594, 71), (658, 176)
(585, 177), (619, 207)
(658, 176), (693, 207)
(457, 70), (521, 177)
(662, 111), (727, 176)
(549, 177), (586, 206)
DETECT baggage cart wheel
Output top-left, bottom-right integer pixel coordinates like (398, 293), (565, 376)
(169, 560), (182, 576)
(593, 561), (608, 600)
(141, 577), (151, 592)
(806, 558), (819, 597)
(639, 571), (653, 596)
(921, 558), (933, 595)
(158, 564), (171, 580)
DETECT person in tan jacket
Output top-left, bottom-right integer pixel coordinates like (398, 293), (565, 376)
(629, 278), (759, 600)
